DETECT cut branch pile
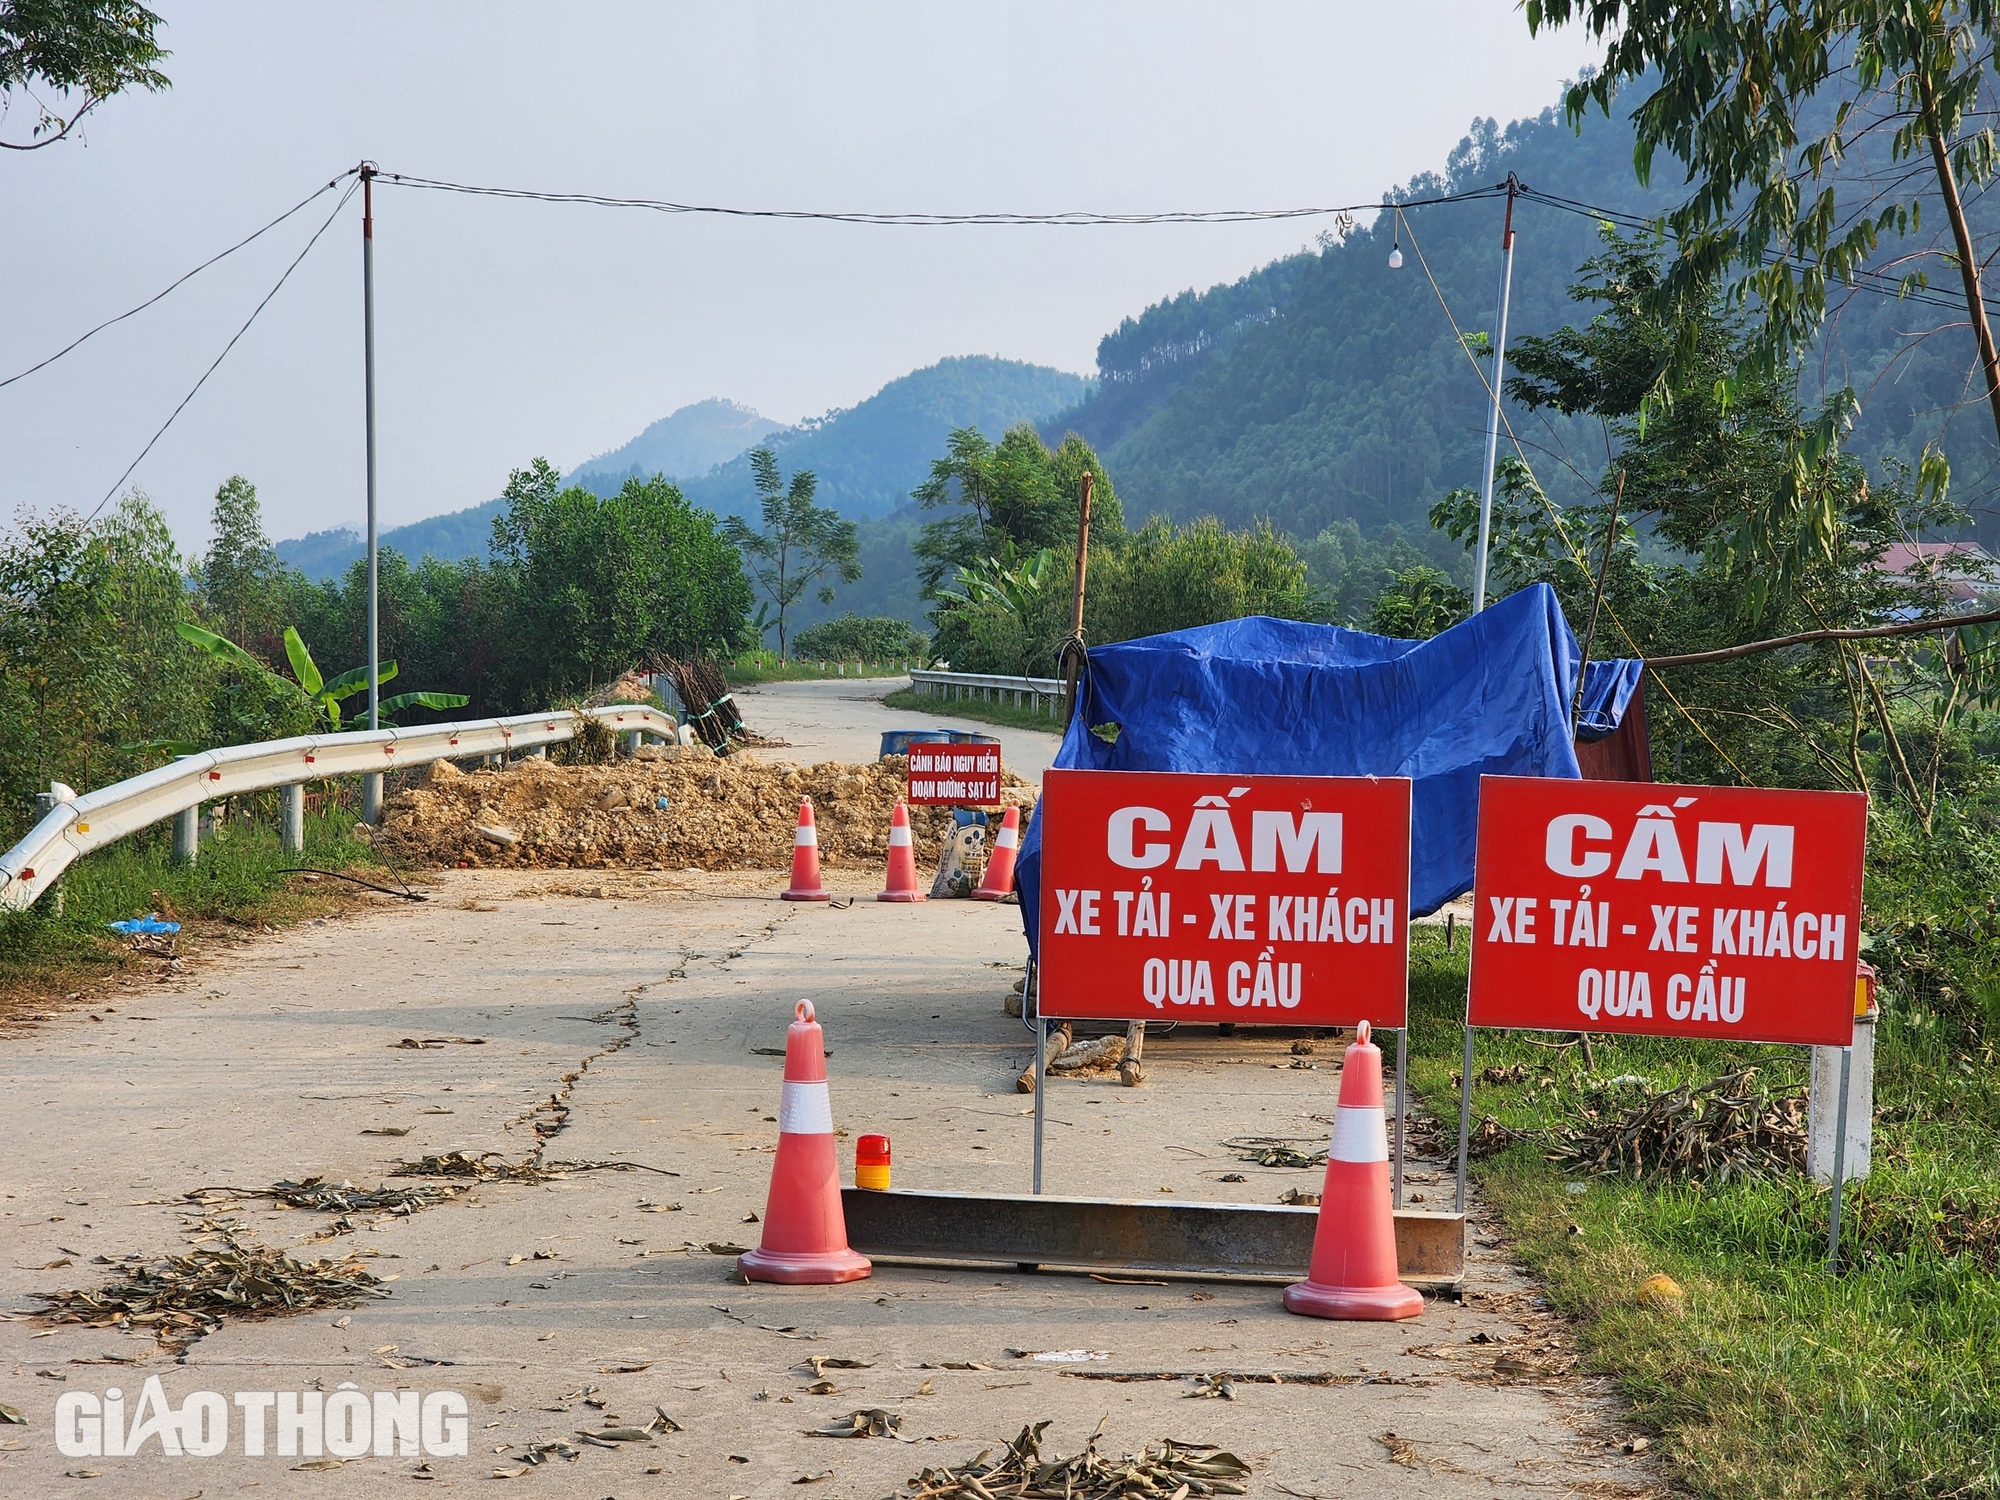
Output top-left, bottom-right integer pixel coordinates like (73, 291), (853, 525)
(886, 1418), (1250, 1499)
(1548, 1069), (1807, 1182)
(656, 656), (745, 749)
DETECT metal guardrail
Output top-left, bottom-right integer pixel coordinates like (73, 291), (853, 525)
(908, 669), (1065, 719)
(0, 704), (677, 912)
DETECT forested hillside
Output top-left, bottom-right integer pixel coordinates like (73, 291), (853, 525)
(274, 499), (506, 582)
(1051, 94), (2000, 551)
(681, 356), (1089, 523)
(570, 398), (783, 495)
(1046, 110), (1671, 545)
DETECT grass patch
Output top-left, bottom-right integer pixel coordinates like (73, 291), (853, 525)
(1403, 925), (2000, 1498)
(881, 685), (1067, 733)
(0, 810), (402, 1015)
(726, 652), (916, 685)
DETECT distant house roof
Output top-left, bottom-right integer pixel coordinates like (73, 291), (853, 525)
(1877, 541), (1999, 608)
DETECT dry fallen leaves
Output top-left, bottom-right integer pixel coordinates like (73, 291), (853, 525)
(889, 1419), (1250, 1499)
(37, 1245), (389, 1349)
(809, 1408), (910, 1441)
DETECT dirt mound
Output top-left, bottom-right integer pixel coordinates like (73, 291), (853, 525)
(368, 753), (1035, 874)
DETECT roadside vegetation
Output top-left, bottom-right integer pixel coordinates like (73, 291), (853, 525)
(1405, 793), (2000, 1496)
(0, 809), (390, 1017)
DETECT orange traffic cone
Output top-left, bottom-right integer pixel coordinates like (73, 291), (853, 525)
(1283, 1020), (1422, 1320)
(782, 797), (830, 901)
(971, 805), (1020, 901)
(738, 1000), (872, 1285)
(877, 800), (925, 902)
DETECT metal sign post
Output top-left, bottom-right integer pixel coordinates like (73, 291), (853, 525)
(1032, 972), (1048, 1196)
(1393, 1026), (1408, 1208)
(1827, 1044), (1852, 1274)
(1455, 1019), (1475, 1212)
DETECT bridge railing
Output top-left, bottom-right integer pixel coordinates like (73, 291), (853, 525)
(907, 668), (1066, 719)
(0, 704), (678, 912)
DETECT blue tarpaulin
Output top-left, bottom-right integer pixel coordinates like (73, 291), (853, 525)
(1017, 583), (1642, 952)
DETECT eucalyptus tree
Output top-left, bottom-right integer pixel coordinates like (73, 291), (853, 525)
(722, 448), (860, 661)
(1, 0), (169, 149)
(1529, 1), (1997, 571)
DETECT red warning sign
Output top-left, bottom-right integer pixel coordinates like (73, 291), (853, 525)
(1035, 769), (1411, 1028)
(907, 741), (1001, 805)
(1468, 776), (1866, 1048)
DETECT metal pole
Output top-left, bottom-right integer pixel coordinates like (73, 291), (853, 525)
(280, 783), (305, 853)
(172, 804), (199, 866)
(1455, 1023), (1476, 1212)
(361, 162), (384, 825)
(1470, 174), (1519, 614)
(1393, 1027), (1408, 1209)
(1827, 1045), (1853, 1274)
(1032, 1015), (1048, 1195)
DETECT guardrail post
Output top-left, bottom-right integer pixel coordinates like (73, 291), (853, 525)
(622, 730), (642, 757)
(173, 805), (199, 865)
(280, 784), (305, 852)
(362, 772), (383, 825)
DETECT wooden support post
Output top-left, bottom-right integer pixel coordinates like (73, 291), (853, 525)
(1061, 472), (1095, 725)
(1120, 1019), (1146, 1086)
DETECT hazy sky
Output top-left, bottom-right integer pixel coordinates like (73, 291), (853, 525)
(1, 3), (1599, 548)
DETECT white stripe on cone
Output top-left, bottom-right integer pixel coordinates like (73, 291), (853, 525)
(778, 1080), (833, 1136)
(1328, 1105), (1389, 1164)
(995, 825), (1019, 849)
(888, 825), (912, 846)
(795, 825), (818, 846)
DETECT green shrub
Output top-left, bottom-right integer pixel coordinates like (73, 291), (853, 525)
(791, 614), (927, 662)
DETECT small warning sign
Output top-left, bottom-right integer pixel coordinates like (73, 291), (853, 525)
(907, 742), (1001, 805)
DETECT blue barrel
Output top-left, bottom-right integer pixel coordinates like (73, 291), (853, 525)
(879, 729), (954, 759)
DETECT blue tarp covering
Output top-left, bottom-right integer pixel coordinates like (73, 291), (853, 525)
(1017, 583), (1642, 952)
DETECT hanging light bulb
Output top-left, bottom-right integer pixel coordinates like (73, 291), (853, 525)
(1388, 225), (1404, 270)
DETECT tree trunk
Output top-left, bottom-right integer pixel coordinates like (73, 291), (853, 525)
(1918, 67), (2000, 450)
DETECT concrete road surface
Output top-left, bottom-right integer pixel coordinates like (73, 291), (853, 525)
(1, 873), (1656, 1498)
(736, 676), (1063, 782)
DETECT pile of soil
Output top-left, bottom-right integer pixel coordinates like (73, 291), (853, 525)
(367, 751), (1036, 873)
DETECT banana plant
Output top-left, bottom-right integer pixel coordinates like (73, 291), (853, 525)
(936, 544), (1056, 622)
(176, 622), (469, 729)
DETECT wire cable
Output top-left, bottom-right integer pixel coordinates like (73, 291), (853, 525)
(376, 169), (1508, 226)
(86, 178), (359, 522)
(1515, 184), (1971, 315)
(1398, 206), (1753, 782)
(0, 170), (357, 393)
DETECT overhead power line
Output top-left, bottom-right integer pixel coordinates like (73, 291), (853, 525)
(86, 179), (360, 522)
(0, 170), (359, 393)
(1517, 184), (1972, 316)
(374, 170), (1509, 225)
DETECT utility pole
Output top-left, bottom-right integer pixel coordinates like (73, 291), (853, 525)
(361, 161), (383, 824)
(1471, 173), (1519, 614)
(1060, 471), (1094, 725)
